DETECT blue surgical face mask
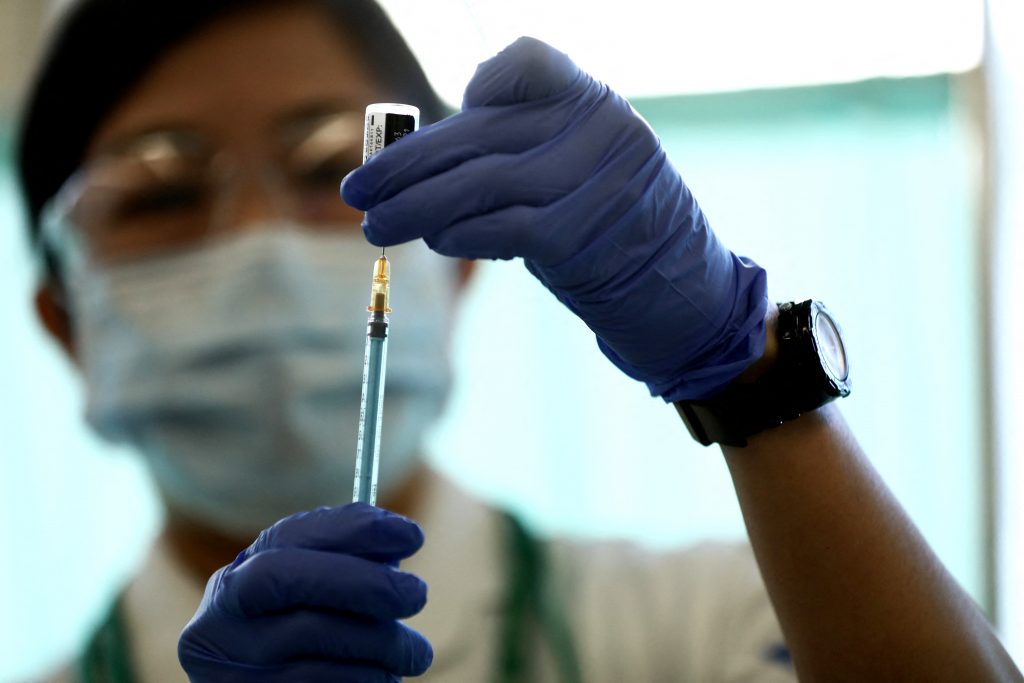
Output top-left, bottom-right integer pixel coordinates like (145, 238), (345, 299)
(66, 226), (456, 538)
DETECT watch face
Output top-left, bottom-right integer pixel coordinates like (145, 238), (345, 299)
(814, 310), (849, 381)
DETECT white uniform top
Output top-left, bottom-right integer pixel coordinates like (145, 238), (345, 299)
(38, 471), (795, 682)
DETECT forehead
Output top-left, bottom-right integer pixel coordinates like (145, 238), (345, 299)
(88, 3), (386, 156)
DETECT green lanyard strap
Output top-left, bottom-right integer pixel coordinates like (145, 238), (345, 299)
(80, 514), (582, 683)
(497, 513), (582, 683)
(79, 598), (134, 683)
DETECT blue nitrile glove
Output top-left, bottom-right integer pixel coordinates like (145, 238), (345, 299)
(342, 37), (768, 401)
(177, 503), (432, 682)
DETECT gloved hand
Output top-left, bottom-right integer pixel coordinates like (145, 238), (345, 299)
(177, 503), (432, 682)
(342, 37), (768, 401)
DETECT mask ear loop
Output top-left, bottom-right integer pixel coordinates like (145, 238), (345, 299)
(37, 167), (107, 328)
(36, 163), (121, 355)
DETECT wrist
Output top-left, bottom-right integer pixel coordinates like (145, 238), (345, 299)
(732, 303), (780, 385)
(674, 300), (851, 447)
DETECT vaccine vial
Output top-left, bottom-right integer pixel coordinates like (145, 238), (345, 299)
(362, 103), (420, 162)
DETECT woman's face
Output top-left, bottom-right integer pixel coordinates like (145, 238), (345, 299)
(85, 2), (387, 233)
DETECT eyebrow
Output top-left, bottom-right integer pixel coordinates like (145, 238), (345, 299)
(93, 124), (200, 157)
(93, 96), (371, 157)
(271, 97), (368, 130)
(94, 126), (210, 160)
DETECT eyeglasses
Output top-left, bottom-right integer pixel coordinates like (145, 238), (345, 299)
(42, 109), (366, 267)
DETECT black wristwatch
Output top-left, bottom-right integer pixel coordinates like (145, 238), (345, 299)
(675, 300), (851, 447)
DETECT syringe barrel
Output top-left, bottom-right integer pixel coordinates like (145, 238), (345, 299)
(353, 333), (389, 505)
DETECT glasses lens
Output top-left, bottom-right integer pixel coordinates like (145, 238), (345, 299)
(45, 113), (367, 267)
(281, 111), (365, 226)
(52, 131), (219, 265)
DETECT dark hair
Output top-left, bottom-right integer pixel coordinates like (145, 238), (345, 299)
(15, 0), (448, 263)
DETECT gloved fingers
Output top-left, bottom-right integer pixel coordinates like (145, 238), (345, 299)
(521, 151), (685, 281)
(405, 139), (667, 266)
(213, 547), (427, 619)
(342, 80), (602, 214)
(357, 94), (659, 257)
(462, 36), (583, 108)
(239, 502), (424, 563)
(179, 642), (408, 683)
(180, 610), (432, 676)
(179, 650), (402, 683)
(341, 37), (606, 216)
(360, 151), (576, 251)
(420, 204), (545, 261)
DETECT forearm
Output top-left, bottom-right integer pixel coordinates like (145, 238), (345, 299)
(722, 404), (1021, 682)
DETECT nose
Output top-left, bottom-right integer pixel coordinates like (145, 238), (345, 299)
(217, 165), (294, 232)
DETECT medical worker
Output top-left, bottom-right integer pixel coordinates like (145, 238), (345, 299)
(14, 0), (1021, 681)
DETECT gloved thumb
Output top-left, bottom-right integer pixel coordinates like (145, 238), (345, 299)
(462, 36), (583, 109)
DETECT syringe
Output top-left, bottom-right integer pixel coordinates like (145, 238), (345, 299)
(353, 253), (391, 505)
(352, 103), (419, 506)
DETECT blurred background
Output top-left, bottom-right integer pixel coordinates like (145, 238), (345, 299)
(0, 0), (1021, 679)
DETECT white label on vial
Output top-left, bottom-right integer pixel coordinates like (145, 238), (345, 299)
(363, 111), (417, 162)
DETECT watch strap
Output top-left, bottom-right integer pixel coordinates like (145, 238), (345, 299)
(675, 300), (848, 447)
(674, 372), (790, 447)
